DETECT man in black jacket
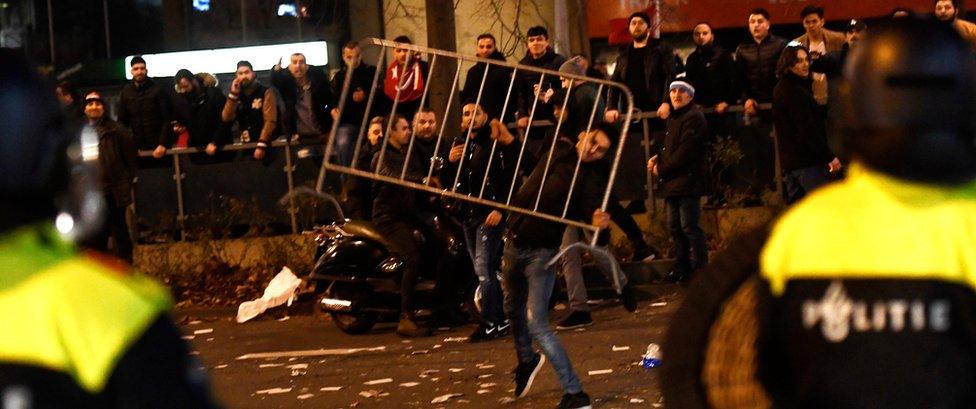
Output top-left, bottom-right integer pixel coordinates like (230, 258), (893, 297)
(734, 7), (787, 201)
(649, 81), (709, 282)
(82, 92), (137, 262)
(514, 26), (567, 170)
(686, 23), (736, 206)
(461, 33), (515, 122)
(331, 42), (379, 167)
(773, 44), (841, 204)
(117, 56), (170, 165)
(272, 52), (333, 140)
(153, 69), (229, 160)
(447, 102), (520, 342)
(371, 114), (433, 338)
(222, 61), (278, 161)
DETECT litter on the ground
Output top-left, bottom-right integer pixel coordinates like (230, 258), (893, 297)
(363, 378), (393, 385)
(448, 368), (464, 373)
(432, 344), (442, 349)
(188, 320), (202, 325)
(287, 363), (308, 370)
(358, 390), (380, 398)
(259, 363), (283, 368)
(236, 267), (303, 323)
(236, 346), (386, 360)
(410, 350), (430, 355)
(443, 337), (468, 343)
(214, 364), (228, 369)
(631, 398), (645, 403)
(477, 389), (490, 394)
(277, 316), (290, 322)
(297, 394), (314, 400)
(479, 383), (496, 388)
(475, 363), (495, 369)
(182, 336), (195, 340)
(498, 397), (515, 404)
(256, 387), (292, 395)
(419, 369), (439, 378)
(651, 302), (668, 307)
(320, 386), (343, 392)
(431, 393), (463, 403)
(399, 382), (420, 387)
(478, 374), (493, 379)
(588, 369), (613, 375)
(193, 328), (213, 335)
(612, 345), (631, 352)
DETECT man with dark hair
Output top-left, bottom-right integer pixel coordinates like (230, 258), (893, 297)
(794, 5), (846, 107)
(371, 114), (435, 338)
(514, 26), (567, 168)
(154, 69), (229, 160)
(685, 22), (736, 207)
(773, 44), (840, 204)
(935, 0), (976, 47)
(605, 12), (675, 124)
(811, 19), (867, 79)
(271, 52), (333, 140)
(734, 7), (786, 201)
(331, 41), (379, 167)
(82, 91), (137, 262)
(117, 56), (170, 164)
(460, 33), (514, 122)
(222, 60), (277, 160)
(384, 35), (429, 120)
(55, 80), (84, 131)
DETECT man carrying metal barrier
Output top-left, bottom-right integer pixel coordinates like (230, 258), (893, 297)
(320, 36), (636, 409)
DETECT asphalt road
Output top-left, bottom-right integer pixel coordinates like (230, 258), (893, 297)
(178, 284), (684, 409)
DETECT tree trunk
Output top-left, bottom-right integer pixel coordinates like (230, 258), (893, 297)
(424, 0), (458, 125)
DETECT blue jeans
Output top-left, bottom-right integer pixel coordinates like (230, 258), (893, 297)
(463, 217), (506, 325)
(666, 196), (708, 274)
(333, 124), (358, 168)
(784, 165), (830, 204)
(501, 241), (583, 394)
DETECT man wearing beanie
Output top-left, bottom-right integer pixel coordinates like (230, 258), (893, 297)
(117, 55), (171, 166)
(82, 91), (138, 262)
(649, 80), (709, 282)
(222, 60), (278, 160)
(605, 11), (676, 217)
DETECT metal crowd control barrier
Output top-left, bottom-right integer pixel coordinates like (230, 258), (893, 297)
(136, 138), (318, 241)
(320, 38), (636, 291)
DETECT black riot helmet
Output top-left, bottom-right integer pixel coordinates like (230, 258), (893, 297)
(0, 49), (71, 232)
(837, 18), (976, 184)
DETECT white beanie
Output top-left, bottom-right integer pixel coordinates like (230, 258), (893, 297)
(669, 80), (695, 98)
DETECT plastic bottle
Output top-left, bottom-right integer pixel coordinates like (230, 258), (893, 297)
(641, 343), (662, 368)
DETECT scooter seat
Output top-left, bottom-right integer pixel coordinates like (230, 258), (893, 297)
(341, 220), (398, 250)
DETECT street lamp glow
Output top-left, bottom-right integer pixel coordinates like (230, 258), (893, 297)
(124, 41), (329, 79)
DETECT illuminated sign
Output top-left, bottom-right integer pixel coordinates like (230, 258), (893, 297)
(124, 41), (328, 79)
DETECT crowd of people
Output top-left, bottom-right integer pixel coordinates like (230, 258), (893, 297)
(38, 2), (976, 408)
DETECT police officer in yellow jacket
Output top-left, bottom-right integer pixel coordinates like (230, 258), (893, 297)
(663, 18), (976, 409)
(0, 50), (220, 408)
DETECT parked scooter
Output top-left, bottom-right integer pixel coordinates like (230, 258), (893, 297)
(307, 192), (476, 334)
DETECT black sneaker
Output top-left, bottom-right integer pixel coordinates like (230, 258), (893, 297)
(620, 284), (638, 312)
(513, 353), (545, 398)
(468, 323), (502, 343)
(556, 310), (593, 330)
(556, 391), (592, 409)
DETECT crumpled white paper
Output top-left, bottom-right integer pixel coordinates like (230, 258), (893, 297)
(236, 267), (302, 323)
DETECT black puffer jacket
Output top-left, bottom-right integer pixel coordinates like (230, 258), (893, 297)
(461, 50), (516, 122)
(117, 79), (170, 150)
(169, 86), (229, 148)
(685, 44), (736, 108)
(734, 35), (787, 103)
(658, 104), (709, 197)
(773, 73), (834, 171)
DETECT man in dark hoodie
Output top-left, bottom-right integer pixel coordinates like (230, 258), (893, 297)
(117, 56), (170, 166)
(153, 69), (228, 160)
(447, 102), (520, 342)
(514, 26), (567, 169)
(460, 33), (515, 122)
(502, 122), (620, 409)
(331, 41), (380, 167)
